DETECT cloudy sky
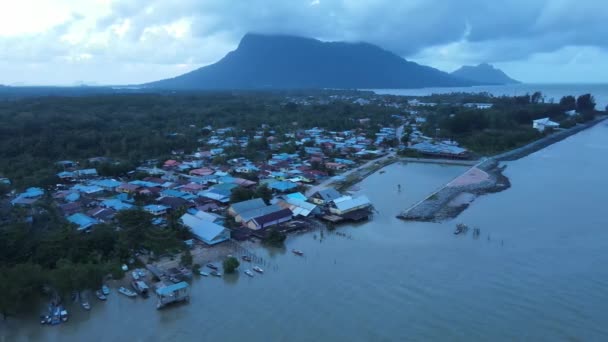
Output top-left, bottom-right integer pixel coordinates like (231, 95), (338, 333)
(1, 0), (607, 85)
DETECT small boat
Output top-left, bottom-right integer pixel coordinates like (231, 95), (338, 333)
(118, 286), (137, 298)
(210, 271), (222, 277)
(101, 285), (110, 295)
(131, 271), (140, 281)
(199, 271), (209, 277)
(95, 290), (107, 301)
(131, 280), (150, 297)
(60, 309), (68, 322)
(81, 300), (91, 311)
(241, 255), (252, 262)
(292, 249), (304, 256)
(40, 315), (50, 325)
(206, 263), (218, 270)
(244, 270), (254, 277)
(253, 266), (264, 273)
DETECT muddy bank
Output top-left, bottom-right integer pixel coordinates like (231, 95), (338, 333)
(397, 159), (510, 222)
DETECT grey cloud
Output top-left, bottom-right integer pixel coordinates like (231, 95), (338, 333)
(2, 0), (608, 84)
(94, 0), (608, 64)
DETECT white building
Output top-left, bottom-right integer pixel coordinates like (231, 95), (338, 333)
(532, 118), (560, 132)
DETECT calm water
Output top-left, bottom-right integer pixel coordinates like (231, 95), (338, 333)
(371, 83), (608, 109)
(4, 123), (608, 341)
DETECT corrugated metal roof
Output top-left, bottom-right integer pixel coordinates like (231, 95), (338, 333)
(156, 281), (189, 296)
(239, 204), (284, 222)
(181, 214), (227, 243)
(230, 198), (267, 215)
(333, 195), (371, 212)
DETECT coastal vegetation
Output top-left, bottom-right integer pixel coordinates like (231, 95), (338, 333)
(0, 89), (603, 319)
(223, 257), (240, 274)
(0, 91), (398, 189)
(0, 202), (188, 319)
(419, 92), (600, 155)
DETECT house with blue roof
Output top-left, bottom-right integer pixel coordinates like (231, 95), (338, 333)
(284, 192), (307, 201)
(161, 189), (196, 200)
(65, 192), (80, 202)
(180, 213), (230, 245)
(269, 181), (298, 193)
(11, 187), (44, 206)
(218, 176), (236, 184)
(144, 204), (170, 216)
(57, 171), (75, 179)
(115, 193), (135, 203)
(90, 179), (121, 191)
(198, 190), (230, 203)
(75, 169), (98, 178)
(211, 183), (238, 193)
(129, 180), (158, 188)
(101, 199), (134, 211)
(72, 184), (104, 195)
(334, 158), (356, 165)
(68, 213), (99, 231)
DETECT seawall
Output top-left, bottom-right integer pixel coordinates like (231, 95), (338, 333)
(494, 116), (608, 161)
(397, 115), (607, 222)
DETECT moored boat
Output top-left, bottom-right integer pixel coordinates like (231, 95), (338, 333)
(206, 263), (218, 270)
(244, 270), (254, 277)
(199, 271), (209, 277)
(118, 286), (137, 298)
(131, 271), (140, 280)
(241, 255), (252, 262)
(253, 266), (264, 273)
(101, 285), (110, 295)
(131, 280), (150, 297)
(292, 249), (304, 256)
(81, 300), (91, 311)
(60, 308), (68, 322)
(95, 290), (107, 301)
(210, 270), (222, 277)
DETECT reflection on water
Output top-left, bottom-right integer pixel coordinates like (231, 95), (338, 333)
(4, 124), (608, 341)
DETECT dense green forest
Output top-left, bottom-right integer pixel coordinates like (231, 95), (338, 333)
(0, 92), (397, 188)
(0, 200), (189, 319)
(418, 92), (599, 154)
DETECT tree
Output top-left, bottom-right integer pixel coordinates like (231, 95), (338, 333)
(222, 257), (240, 274)
(116, 209), (153, 250)
(255, 184), (273, 204)
(0, 263), (44, 320)
(559, 95), (576, 111)
(263, 229), (286, 246)
(180, 249), (193, 267)
(531, 91), (543, 104)
(230, 187), (256, 203)
(576, 94), (596, 113)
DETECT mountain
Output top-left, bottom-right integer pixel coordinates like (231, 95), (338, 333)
(451, 63), (520, 85)
(145, 33), (478, 90)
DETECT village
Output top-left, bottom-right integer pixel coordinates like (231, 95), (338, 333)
(0, 91), (592, 319)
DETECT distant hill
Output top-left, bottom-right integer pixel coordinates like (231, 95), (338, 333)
(145, 33), (479, 90)
(451, 63), (520, 85)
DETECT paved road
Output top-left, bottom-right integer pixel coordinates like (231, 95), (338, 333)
(305, 152), (396, 197)
(304, 125), (404, 197)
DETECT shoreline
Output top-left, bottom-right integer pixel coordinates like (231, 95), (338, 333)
(396, 116), (608, 222)
(144, 116), (608, 273)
